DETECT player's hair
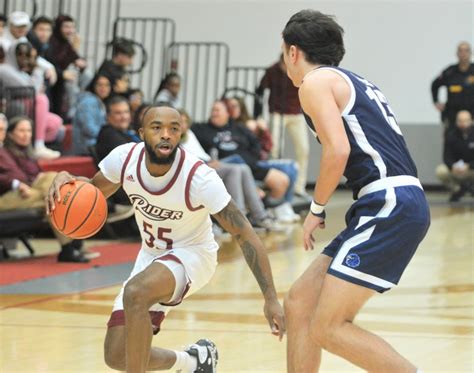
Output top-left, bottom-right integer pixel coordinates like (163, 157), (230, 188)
(282, 9), (345, 66)
(105, 95), (129, 114)
(140, 103), (178, 128)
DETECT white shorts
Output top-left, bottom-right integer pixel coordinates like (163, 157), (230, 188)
(108, 246), (217, 334)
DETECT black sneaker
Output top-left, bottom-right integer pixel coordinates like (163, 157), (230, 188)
(184, 339), (218, 372)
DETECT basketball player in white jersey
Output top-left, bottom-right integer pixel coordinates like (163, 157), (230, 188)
(46, 105), (285, 373)
(281, 10), (429, 373)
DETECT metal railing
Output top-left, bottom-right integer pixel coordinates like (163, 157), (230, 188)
(111, 17), (176, 101)
(164, 42), (230, 121)
(0, 85), (36, 138)
(1, 0), (121, 69)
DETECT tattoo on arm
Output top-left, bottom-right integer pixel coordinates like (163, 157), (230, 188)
(213, 200), (275, 298)
(237, 234), (269, 295)
(214, 200), (246, 232)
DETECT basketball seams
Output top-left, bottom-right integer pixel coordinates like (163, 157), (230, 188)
(60, 182), (87, 232)
(64, 186), (99, 236)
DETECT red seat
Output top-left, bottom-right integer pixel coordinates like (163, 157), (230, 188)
(38, 156), (98, 179)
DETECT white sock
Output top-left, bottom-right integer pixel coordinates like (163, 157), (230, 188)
(35, 139), (45, 148)
(170, 350), (197, 372)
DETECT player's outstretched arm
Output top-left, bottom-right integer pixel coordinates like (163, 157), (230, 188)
(46, 171), (120, 214)
(213, 199), (286, 340)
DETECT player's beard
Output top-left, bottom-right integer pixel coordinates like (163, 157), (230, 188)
(144, 141), (179, 165)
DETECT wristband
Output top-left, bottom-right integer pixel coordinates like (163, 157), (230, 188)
(310, 200), (326, 218)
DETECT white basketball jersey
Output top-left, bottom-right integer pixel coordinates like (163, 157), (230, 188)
(99, 142), (231, 256)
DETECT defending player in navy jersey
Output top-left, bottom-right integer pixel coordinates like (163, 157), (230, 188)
(281, 10), (430, 373)
(46, 105), (285, 373)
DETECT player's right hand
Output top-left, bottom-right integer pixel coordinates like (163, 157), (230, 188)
(263, 298), (286, 341)
(46, 171), (76, 214)
(302, 212), (325, 251)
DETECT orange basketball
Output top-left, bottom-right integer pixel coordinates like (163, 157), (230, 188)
(50, 181), (108, 239)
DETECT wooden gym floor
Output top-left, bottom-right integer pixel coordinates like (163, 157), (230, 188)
(0, 191), (472, 372)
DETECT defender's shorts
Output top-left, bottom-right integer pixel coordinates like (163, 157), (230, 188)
(323, 176), (430, 293)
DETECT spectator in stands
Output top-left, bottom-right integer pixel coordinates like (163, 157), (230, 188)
(95, 95), (136, 223)
(128, 88), (144, 118)
(0, 116), (89, 262)
(155, 72), (182, 108)
(1, 41), (63, 159)
(0, 14), (6, 38)
(432, 42), (474, 130)
(111, 69), (130, 97)
(97, 37), (135, 86)
(256, 53), (310, 199)
(96, 95), (138, 162)
(46, 14), (92, 120)
(179, 109), (281, 230)
(227, 96), (299, 222)
(436, 110), (474, 201)
(72, 74), (111, 155)
(27, 16), (53, 58)
(132, 102), (150, 133)
(193, 100), (290, 207)
(1, 11), (56, 86)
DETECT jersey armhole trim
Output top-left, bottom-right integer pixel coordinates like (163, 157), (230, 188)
(185, 160), (205, 211)
(120, 143), (140, 185)
(317, 67), (356, 116)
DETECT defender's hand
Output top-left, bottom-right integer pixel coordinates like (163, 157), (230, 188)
(303, 212), (325, 251)
(264, 298), (285, 341)
(46, 172), (76, 214)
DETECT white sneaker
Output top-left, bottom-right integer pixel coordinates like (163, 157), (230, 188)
(35, 146), (61, 160)
(106, 204), (135, 223)
(212, 224), (232, 242)
(272, 202), (300, 223)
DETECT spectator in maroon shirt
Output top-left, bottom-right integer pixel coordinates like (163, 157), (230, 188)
(256, 54), (310, 199)
(0, 116), (90, 262)
(46, 14), (93, 120)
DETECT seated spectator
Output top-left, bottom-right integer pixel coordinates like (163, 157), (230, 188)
(436, 110), (474, 201)
(179, 109), (281, 231)
(96, 95), (139, 161)
(1, 11), (56, 86)
(0, 116), (89, 262)
(72, 74), (111, 155)
(227, 96), (299, 221)
(132, 102), (150, 133)
(95, 95), (137, 225)
(155, 72), (182, 108)
(26, 16), (53, 58)
(111, 69), (130, 97)
(0, 41), (63, 159)
(193, 100), (290, 207)
(97, 37), (135, 87)
(128, 88), (144, 118)
(46, 14), (92, 120)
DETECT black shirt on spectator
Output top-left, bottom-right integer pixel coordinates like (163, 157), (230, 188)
(443, 126), (474, 169)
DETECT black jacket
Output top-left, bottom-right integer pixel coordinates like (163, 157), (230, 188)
(431, 63), (474, 124)
(192, 121), (270, 180)
(96, 124), (136, 162)
(443, 127), (474, 169)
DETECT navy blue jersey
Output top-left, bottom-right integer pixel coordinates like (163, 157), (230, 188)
(303, 67), (418, 197)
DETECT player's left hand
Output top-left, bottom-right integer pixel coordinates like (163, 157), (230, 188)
(263, 298), (286, 341)
(303, 212), (325, 251)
